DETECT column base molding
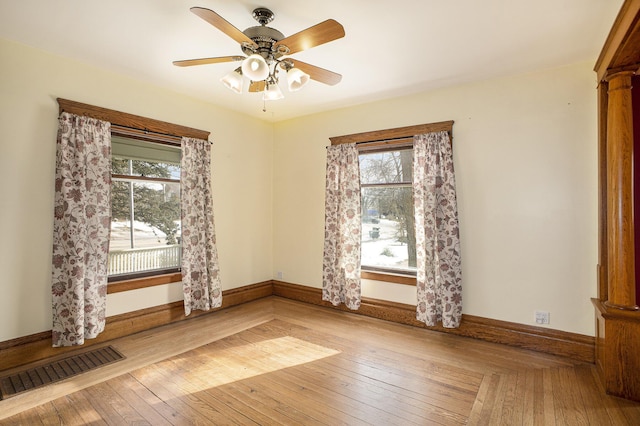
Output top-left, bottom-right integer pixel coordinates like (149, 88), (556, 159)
(593, 298), (640, 402)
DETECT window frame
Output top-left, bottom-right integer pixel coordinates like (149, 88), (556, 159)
(57, 98), (210, 293)
(359, 146), (416, 277)
(329, 120), (454, 286)
(109, 157), (182, 283)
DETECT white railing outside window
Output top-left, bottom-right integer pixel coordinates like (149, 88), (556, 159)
(108, 245), (181, 276)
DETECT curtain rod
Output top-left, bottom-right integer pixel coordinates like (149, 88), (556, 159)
(355, 130), (453, 146)
(111, 124), (181, 145)
(328, 131), (453, 150)
(326, 137), (414, 150)
(356, 136), (415, 145)
(356, 137), (414, 153)
(110, 124), (213, 146)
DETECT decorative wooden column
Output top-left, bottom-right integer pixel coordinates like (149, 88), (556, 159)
(593, 0), (640, 403)
(605, 70), (639, 311)
(594, 69), (640, 402)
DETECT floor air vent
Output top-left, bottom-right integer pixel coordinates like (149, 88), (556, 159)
(0, 345), (124, 400)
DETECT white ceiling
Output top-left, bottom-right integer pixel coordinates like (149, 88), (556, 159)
(0, 0), (623, 122)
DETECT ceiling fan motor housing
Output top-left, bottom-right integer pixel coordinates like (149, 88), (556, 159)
(242, 26), (286, 59)
(241, 8), (288, 61)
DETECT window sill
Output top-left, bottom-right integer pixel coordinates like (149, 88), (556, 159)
(360, 270), (416, 286)
(107, 272), (182, 294)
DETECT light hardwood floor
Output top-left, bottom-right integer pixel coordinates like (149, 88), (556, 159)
(1, 297), (639, 425)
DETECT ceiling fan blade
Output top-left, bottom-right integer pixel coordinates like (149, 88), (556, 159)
(288, 59), (342, 86)
(274, 19), (345, 55)
(190, 7), (258, 48)
(173, 56), (245, 67)
(249, 81), (266, 92)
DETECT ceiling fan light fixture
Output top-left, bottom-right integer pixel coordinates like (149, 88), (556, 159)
(175, 7), (346, 104)
(287, 67), (310, 92)
(241, 54), (269, 81)
(220, 67), (244, 94)
(263, 81), (284, 101)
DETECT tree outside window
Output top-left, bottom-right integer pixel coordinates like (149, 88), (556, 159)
(359, 148), (416, 274)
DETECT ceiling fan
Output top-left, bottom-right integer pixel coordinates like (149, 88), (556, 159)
(173, 6), (345, 101)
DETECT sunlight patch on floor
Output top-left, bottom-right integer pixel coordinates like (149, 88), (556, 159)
(148, 336), (341, 393)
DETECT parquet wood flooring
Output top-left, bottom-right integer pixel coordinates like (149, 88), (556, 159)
(1, 296), (639, 425)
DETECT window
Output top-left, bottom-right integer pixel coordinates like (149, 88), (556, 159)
(359, 147), (417, 275)
(329, 120), (454, 284)
(57, 98), (210, 292)
(108, 137), (182, 281)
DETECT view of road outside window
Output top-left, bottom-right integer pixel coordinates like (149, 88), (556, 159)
(109, 157), (181, 277)
(359, 148), (417, 274)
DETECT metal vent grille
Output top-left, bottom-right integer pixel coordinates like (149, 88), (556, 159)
(0, 345), (124, 400)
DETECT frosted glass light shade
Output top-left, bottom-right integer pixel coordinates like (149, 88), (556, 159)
(220, 68), (243, 94)
(263, 82), (284, 101)
(287, 68), (310, 91)
(241, 54), (269, 81)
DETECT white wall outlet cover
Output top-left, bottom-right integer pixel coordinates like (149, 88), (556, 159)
(534, 310), (550, 324)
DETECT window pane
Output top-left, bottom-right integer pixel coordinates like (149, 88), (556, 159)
(109, 179), (181, 276)
(110, 181), (132, 250)
(131, 160), (180, 179)
(112, 157), (131, 175)
(361, 186), (416, 272)
(112, 156), (180, 179)
(359, 149), (413, 185)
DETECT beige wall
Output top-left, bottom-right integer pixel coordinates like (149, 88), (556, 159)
(0, 36), (599, 342)
(273, 62), (598, 336)
(0, 38), (274, 341)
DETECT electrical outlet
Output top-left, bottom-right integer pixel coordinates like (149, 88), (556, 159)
(535, 310), (550, 325)
(276, 271), (283, 280)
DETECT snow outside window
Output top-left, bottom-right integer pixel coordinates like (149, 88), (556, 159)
(359, 147), (417, 275)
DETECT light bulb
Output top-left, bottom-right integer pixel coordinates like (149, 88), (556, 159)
(287, 68), (310, 92)
(263, 82), (284, 101)
(241, 54), (269, 81)
(220, 68), (243, 94)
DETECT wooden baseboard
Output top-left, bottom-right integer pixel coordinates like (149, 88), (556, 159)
(0, 281), (273, 372)
(1, 279), (595, 372)
(273, 281), (595, 363)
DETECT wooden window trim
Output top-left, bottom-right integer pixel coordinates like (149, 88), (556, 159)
(57, 98), (210, 141)
(331, 120), (454, 285)
(107, 272), (182, 294)
(361, 270), (416, 286)
(57, 98), (207, 292)
(329, 121), (453, 146)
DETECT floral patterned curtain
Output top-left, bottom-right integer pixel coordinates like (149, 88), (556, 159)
(181, 137), (222, 316)
(322, 143), (362, 310)
(51, 112), (111, 347)
(413, 131), (462, 328)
